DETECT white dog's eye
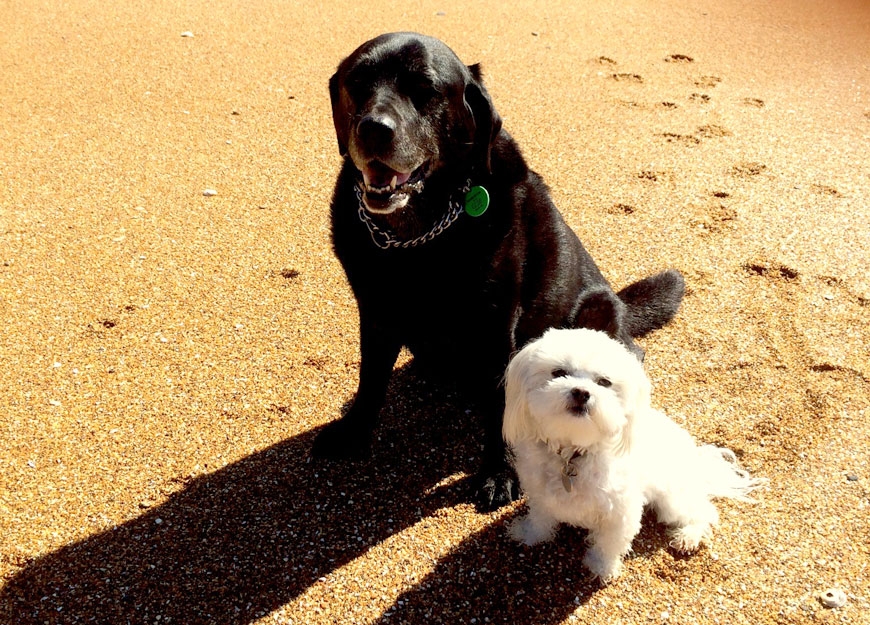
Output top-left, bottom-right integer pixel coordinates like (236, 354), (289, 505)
(596, 377), (612, 388)
(551, 368), (569, 378)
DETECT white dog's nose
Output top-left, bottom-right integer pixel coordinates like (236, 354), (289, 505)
(571, 388), (590, 402)
(569, 388), (590, 414)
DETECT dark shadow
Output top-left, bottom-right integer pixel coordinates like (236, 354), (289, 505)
(0, 363), (483, 625)
(375, 515), (599, 624)
(1, 358), (687, 625)
(375, 510), (684, 624)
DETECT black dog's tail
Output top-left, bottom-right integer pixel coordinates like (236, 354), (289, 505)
(617, 269), (685, 338)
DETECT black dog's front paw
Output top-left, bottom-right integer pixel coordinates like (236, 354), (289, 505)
(311, 418), (373, 460)
(475, 468), (520, 512)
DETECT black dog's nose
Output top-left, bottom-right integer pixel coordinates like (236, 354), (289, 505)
(571, 388), (590, 405)
(357, 113), (396, 149)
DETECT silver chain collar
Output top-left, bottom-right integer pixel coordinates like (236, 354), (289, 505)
(355, 179), (472, 250)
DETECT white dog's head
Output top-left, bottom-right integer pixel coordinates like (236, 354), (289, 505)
(503, 328), (651, 455)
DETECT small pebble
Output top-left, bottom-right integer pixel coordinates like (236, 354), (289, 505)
(846, 473), (858, 481)
(819, 588), (847, 608)
(203, 189), (217, 197)
(181, 31), (194, 38)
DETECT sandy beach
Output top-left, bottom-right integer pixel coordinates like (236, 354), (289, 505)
(1, 1), (868, 623)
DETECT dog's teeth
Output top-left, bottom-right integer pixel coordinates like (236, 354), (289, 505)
(389, 175), (397, 191)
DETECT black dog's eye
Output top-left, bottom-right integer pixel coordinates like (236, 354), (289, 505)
(344, 71), (373, 99)
(551, 368), (569, 378)
(410, 85), (438, 109)
(596, 378), (612, 388)
(399, 75), (439, 109)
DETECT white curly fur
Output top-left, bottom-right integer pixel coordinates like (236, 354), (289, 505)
(503, 328), (765, 583)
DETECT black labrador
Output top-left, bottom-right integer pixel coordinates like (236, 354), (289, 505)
(313, 32), (685, 511)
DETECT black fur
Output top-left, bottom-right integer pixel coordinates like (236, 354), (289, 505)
(313, 33), (685, 510)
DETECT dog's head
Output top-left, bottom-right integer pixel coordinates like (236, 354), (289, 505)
(329, 32), (502, 215)
(503, 328), (651, 455)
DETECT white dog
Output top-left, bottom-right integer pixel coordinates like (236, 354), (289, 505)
(503, 328), (764, 582)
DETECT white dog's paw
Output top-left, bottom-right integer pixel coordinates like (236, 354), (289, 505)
(669, 523), (712, 553)
(582, 547), (623, 584)
(508, 515), (555, 546)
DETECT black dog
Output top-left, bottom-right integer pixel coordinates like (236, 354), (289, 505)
(313, 32), (685, 510)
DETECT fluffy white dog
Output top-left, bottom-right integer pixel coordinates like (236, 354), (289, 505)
(503, 328), (764, 582)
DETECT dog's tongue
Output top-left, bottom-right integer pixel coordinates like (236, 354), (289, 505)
(362, 162), (411, 189)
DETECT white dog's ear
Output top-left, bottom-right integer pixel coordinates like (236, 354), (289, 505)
(612, 364), (652, 455)
(502, 347), (536, 444)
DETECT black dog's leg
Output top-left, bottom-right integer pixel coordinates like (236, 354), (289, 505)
(475, 356), (521, 511)
(571, 287), (645, 360)
(312, 315), (401, 459)
(476, 402), (520, 511)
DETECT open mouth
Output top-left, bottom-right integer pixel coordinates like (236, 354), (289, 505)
(358, 160), (428, 214)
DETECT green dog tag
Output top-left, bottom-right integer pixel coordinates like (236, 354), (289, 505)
(464, 185), (490, 217)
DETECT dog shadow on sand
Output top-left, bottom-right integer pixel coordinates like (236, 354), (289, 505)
(0, 363), (673, 625)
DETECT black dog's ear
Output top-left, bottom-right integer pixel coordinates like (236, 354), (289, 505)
(329, 71), (349, 156)
(464, 63), (502, 174)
